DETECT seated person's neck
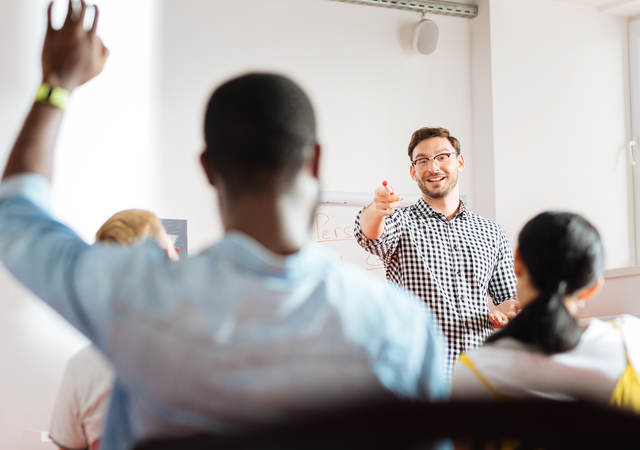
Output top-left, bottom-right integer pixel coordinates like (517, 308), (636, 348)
(221, 177), (319, 256)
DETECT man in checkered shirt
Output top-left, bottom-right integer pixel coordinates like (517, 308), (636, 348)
(355, 127), (519, 372)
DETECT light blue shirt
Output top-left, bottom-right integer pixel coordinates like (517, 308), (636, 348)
(0, 174), (449, 450)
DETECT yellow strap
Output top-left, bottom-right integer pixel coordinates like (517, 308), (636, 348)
(610, 321), (631, 362)
(459, 353), (511, 401)
(35, 82), (70, 111)
(608, 321), (640, 413)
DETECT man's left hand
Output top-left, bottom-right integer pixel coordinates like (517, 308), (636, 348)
(489, 299), (521, 328)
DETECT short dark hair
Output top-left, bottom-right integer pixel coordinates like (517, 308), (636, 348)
(487, 211), (605, 354)
(407, 127), (460, 160)
(203, 73), (316, 193)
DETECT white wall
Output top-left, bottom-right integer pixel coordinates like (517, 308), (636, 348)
(157, 0), (474, 252)
(629, 17), (640, 264)
(0, 1), (157, 448)
(0, 0), (637, 448)
(583, 267), (640, 318)
(486, 0), (634, 269)
(470, 0), (497, 220)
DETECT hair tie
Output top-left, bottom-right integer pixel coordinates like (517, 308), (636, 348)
(557, 281), (568, 296)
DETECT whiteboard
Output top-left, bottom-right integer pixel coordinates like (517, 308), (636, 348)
(314, 191), (421, 277)
(313, 203), (386, 278)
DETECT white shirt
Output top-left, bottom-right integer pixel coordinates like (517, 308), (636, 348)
(50, 346), (114, 450)
(451, 315), (640, 403)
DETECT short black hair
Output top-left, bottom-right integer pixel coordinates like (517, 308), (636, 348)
(203, 73), (317, 193)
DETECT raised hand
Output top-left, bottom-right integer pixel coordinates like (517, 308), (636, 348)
(42, 0), (109, 91)
(372, 184), (404, 217)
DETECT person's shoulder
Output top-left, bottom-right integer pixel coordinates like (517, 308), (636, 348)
(324, 256), (388, 290)
(613, 315), (640, 343)
(463, 209), (508, 237)
(327, 259), (424, 313)
(451, 342), (521, 399)
(616, 314), (640, 327)
(586, 316), (640, 340)
(389, 202), (424, 224)
(66, 345), (113, 383)
(464, 337), (537, 367)
(69, 345), (109, 366)
(464, 209), (500, 228)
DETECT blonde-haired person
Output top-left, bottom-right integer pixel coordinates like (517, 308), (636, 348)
(49, 210), (178, 450)
(96, 209), (179, 260)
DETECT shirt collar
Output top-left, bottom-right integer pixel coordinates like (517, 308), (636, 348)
(218, 231), (319, 279)
(415, 198), (468, 221)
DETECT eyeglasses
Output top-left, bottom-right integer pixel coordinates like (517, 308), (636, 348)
(411, 152), (456, 168)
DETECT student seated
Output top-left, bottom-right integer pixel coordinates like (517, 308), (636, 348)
(451, 211), (640, 413)
(50, 209), (178, 450)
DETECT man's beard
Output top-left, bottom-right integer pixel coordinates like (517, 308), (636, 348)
(416, 171), (458, 199)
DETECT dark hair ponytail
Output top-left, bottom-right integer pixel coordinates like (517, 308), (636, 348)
(487, 212), (604, 354)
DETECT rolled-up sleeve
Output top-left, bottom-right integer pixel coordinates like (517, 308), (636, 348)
(354, 209), (402, 263)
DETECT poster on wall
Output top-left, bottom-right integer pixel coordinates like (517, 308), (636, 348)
(160, 219), (188, 257)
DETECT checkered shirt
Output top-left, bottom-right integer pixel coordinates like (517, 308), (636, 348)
(355, 199), (517, 373)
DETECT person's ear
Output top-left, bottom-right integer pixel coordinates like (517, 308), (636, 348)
(311, 143), (321, 179)
(457, 153), (465, 172)
(410, 162), (416, 181)
(200, 150), (216, 187)
(578, 277), (604, 301)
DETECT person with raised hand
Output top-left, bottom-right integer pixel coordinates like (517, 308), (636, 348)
(0, 3), (449, 449)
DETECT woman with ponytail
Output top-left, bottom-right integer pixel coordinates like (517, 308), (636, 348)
(451, 211), (640, 413)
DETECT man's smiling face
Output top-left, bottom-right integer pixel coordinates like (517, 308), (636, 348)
(410, 136), (464, 200)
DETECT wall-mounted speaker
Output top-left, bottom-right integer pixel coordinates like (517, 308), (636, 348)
(413, 18), (439, 55)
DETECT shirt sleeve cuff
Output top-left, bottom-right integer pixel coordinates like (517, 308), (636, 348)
(354, 209), (389, 244)
(0, 174), (52, 212)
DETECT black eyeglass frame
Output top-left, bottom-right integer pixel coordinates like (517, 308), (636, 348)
(411, 152), (457, 168)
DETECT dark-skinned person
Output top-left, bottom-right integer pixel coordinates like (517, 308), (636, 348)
(0, 2), (448, 449)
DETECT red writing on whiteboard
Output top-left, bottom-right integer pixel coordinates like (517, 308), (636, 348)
(315, 212), (354, 243)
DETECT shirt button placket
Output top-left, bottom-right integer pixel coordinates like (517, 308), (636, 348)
(448, 221), (462, 302)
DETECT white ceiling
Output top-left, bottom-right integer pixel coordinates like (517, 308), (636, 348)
(549, 0), (640, 17)
(453, 0), (640, 17)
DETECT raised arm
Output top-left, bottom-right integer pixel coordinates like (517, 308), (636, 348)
(3, 0), (108, 181)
